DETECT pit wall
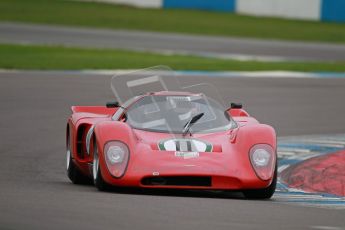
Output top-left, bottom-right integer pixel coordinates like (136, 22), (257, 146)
(86, 0), (345, 23)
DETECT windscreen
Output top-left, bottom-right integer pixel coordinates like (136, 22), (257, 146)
(125, 94), (232, 133)
(110, 66), (233, 135)
(110, 66), (226, 107)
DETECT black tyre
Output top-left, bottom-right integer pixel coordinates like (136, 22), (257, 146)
(243, 166), (277, 200)
(66, 132), (90, 184)
(92, 138), (109, 191)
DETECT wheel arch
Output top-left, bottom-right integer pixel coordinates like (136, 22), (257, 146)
(66, 123), (70, 148)
(93, 121), (137, 156)
(236, 124), (277, 151)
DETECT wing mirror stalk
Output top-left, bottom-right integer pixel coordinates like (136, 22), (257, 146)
(106, 101), (120, 108)
(230, 102), (243, 110)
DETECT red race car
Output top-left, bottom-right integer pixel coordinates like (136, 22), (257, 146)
(66, 67), (277, 199)
(67, 92), (277, 199)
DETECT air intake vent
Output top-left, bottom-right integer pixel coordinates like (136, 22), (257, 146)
(141, 176), (211, 187)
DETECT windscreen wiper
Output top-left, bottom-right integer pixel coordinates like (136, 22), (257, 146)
(182, 113), (204, 137)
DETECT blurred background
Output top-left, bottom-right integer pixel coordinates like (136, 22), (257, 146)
(94, 0), (345, 22)
(0, 0), (345, 71)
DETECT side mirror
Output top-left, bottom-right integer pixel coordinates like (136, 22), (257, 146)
(106, 101), (120, 108)
(230, 102), (242, 109)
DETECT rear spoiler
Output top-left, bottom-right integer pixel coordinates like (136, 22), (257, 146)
(71, 106), (117, 116)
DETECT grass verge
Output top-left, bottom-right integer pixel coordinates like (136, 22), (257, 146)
(0, 0), (345, 43)
(1, 44), (345, 72)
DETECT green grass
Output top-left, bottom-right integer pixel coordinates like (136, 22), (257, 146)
(1, 0), (345, 43)
(1, 43), (345, 72)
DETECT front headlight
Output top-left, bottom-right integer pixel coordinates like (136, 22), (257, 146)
(104, 141), (129, 178)
(252, 149), (271, 167)
(249, 144), (276, 180)
(107, 146), (125, 164)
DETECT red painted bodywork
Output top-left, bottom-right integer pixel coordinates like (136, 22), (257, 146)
(67, 92), (277, 190)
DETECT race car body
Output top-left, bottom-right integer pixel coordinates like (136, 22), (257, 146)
(66, 90), (277, 199)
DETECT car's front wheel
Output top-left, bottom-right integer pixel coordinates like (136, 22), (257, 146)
(66, 133), (90, 184)
(243, 166), (277, 200)
(93, 138), (109, 191)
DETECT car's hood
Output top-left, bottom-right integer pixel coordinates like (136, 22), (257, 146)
(126, 128), (251, 180)
(132, 129), (232, 153)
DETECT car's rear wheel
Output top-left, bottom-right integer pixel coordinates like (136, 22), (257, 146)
(243, 166), (277, 200)
(93, 138), (109, 191)
(66, 132), (90, 184)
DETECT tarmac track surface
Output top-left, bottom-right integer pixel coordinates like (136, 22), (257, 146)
(0, 71), (345, 230)
(1, 22), (345, 62)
